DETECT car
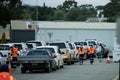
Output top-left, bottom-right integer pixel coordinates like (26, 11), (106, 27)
(8, 43), (28, 56)
(18, 49), (57, 73)
(85, 39), (102, 56)
(0, 43), (13, 57)
(0, 52), (7, 65)
(48, 41), (75, 65)
(67, 42), (77, 61)
(36, 46), (64, 69)
(26, 43), (37, 49)
(26, 40), (46, 47)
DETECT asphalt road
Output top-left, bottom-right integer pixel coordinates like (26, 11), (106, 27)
(13, 58), (119, 80)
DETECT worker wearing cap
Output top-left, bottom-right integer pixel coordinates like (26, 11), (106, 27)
(10, 46), (19, 70)
(0, 64), (16, 80)
(78, 46), (85, 65)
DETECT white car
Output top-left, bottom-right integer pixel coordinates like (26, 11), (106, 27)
(26, 40), (46, 47)
(26, 43), (37, 49)
(0, 43), (13, 57)
(0, 52), (7, 65)
(49, 41), (74, 65)
(36, 46), (64, 69)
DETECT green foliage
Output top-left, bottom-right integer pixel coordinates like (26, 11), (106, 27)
(53, 10), (66, 20)
(103, 0), (120, 22)
(1, 32), (6, 43)
(66, 5), (96, 21)
(0, 0), (22, 28)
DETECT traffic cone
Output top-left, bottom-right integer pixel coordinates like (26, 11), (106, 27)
(106, 55), (111, 64)
(8, 61), (12, 75)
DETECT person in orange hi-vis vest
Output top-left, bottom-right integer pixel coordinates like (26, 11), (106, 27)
(88, 45), (96, 64)
(10, 46), (19, 70)
(0, 64), (16, 80)
(78, 46), (85, 65)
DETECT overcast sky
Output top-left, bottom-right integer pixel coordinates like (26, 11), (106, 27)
(22, 0), (110, 7)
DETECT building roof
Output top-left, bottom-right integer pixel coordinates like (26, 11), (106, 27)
(11, 20), (116, 30)
(11, 20), (35, 30)
(38, 21), (116, 30)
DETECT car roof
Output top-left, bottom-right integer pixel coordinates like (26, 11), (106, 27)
(36, 46), (59, 53)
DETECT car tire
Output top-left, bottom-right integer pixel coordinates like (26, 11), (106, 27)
(21, 67), (26, 73)
(57, 61), (60, 69)
(45, 67), (51, 73)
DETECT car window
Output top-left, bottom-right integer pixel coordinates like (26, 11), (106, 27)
(37, 48), (55, 53)
(49, 43), (66, 48)
(28, 42), (42, 46)
(88, 41), (96, 46)
(26, 44), (33, 49)
(74, 42), (81, 45)
(68, 43), (74, 49)
(13, 44), (22, 50)
(28, 50), (49, 55)
(0, 45), (10, 50)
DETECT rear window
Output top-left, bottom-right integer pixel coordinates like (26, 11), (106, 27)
(88, 41), (96, 46)
(0, 45), (10, 50)
(26, 44), (33, 49)
(49, 43), (66, 48)
(37, 48), (55, 53)
(14, 44), (22, 50)
(28, 42), (42, 46)
(27, 50), (49, 55)
(68, 43), (73, 49)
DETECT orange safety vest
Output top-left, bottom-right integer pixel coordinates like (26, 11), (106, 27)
(11, 47), (18, 57)
(88, 47), (96, 54)
(78, 48), (85, 55)
(0, 72), (16, 80)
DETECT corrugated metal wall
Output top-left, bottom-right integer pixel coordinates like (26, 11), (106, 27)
(37, 28), (115, 50)
(11, 30), (35, 42)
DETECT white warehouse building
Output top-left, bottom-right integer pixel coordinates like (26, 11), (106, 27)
(36, 21), (116, 50)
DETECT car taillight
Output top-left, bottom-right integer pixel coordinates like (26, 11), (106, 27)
(52, 54), (57, 58)
(44, 60), (48, 64)
(66, 49), (69, 55)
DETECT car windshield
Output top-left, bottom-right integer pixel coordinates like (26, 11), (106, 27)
(37, 48), (55, 53)
(26, 44), (33, 49)
(68, 43), (74, 49)
(28, 42), (42, 46)
(28, 50), (49, 55)
(74, 42), (87, 46)
(49, 43), (66, 48)
(0, 45), (10, 50)
(14, 44), (22, 50)
(88, 41), (96, 46)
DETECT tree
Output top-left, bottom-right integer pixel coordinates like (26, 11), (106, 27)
(0, 0), (22, 28)
(103, 0), (120, 22)
(58, 0), (77, 12)
(66, 5), (96, 21)
(53, 10), (66, 20)
(1, 32), (6, 43)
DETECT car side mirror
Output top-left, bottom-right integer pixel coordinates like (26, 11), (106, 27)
(61, 52), (65, 54)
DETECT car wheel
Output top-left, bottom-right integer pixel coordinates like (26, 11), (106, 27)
(67, 55), (71, 65)
(45, 62), (51, 73)
(57, 61), (60, 69)
(21, 67), (26, 73)
(29, 69), (33, 73)
(45, 67), (51, 73)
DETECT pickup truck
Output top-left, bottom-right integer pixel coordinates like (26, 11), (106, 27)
(18, 49), (57, 73)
